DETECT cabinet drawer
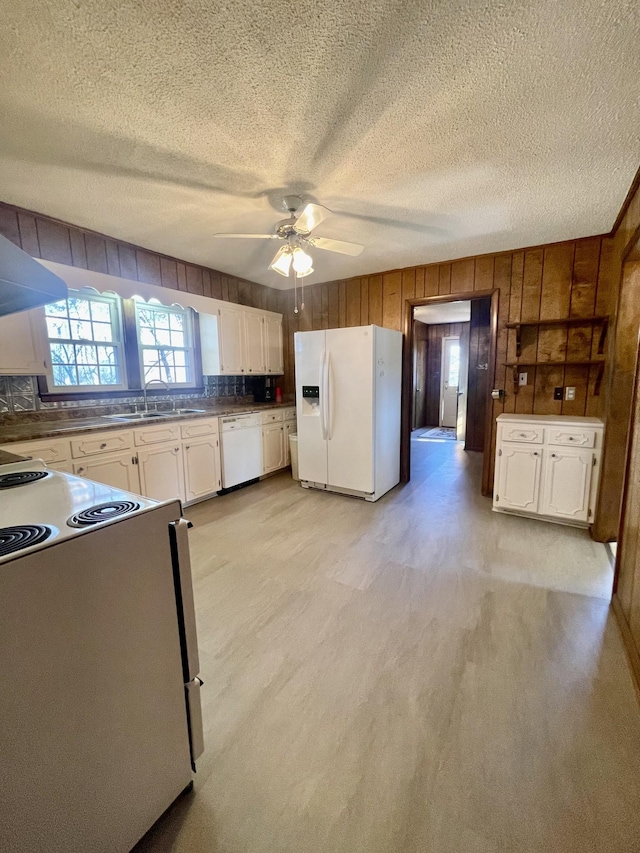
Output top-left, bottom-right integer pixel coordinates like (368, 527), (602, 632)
(181, 419), (218, 439)
(261, 410), (284, 424)
(284, 407), (296, 421)
(71, 431), (132, 458)
(134, 423), (182, 447)
(547, 427), (597, 449)
(501, 425), (544, 444)
(2, 438), (71, 464)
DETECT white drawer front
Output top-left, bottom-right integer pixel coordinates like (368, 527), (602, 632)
(181, 419), (218, 439)
(261, 410), (284, 424)
(3, 438), (71, 464)
(71, 431), (132, 458)
(134, 423), (182, 446)
(501, 425), (544, 445)
(284, 407), (296, 421)
(547, 428), (597, 449)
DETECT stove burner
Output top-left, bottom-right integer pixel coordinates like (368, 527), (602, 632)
(67, 500), (142, 528)
(0, 525), (53, 557)
(0, 470), (49, 489)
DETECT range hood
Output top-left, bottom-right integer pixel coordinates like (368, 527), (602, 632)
(0, 232), (67, 316)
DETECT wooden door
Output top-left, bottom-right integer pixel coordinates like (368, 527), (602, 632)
(183, 436), (220, 501)
(73, 451), (140, 494)
(495, 445), (542, 513)
(137, 443), (185, 502)
(540, 448), (593, 522)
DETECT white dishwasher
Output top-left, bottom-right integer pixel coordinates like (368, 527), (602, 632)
(220, 413), (263, 489)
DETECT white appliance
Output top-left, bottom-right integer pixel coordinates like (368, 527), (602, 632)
(220, 413), (263, 488)
(0, 459), (203, 853)
(295, 325), (402, 501)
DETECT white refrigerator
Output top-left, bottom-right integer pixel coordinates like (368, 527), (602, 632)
(295, 325), (402, 501)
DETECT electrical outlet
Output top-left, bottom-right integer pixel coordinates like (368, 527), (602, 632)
(554, 387), (563, 400)
(518, 372), (528, 387)
(565, 386), (576, 401)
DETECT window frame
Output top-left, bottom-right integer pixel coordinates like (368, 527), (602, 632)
(133, 300), (196, 389)
(43, 290), (128, 393)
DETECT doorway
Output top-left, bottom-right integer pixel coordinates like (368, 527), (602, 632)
(402, 289), (499, 494)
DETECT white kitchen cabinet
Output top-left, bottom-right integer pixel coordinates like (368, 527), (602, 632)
(1, 436), (71, 469)
(218, 304), (246, 374)
(0, 307), (48, 375)
(539, 447), (594, 522)
(71, 430), (133, 458)
(73, 451), (140, 494)
(244, 310), (266, 374)
(183, 435), (221, 502)
(496, 445), (542, 513)
(262, 422), (285, 474)
(493, 414), (603, 528)
(265, 314), (284, 375)
(137, 442), (185, 503)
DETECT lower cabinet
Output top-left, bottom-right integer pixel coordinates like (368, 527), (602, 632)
(493, 414), (603, 528)
(183, 436), (221, 502)
(137, 443), (185, 503)
(73, 451), (140, 494)
(284, 421), (296, 467)
(262, 423), (285, 474)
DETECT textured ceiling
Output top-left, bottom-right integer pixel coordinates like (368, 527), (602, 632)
(0, 1), (638, 289)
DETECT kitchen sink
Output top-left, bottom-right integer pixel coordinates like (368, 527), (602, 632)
(172, 408), (206, 415)
(104, 412), (171, 421)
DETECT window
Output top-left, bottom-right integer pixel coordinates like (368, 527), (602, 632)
(135, 302), (195, 386)
(45, 292), (125, 390)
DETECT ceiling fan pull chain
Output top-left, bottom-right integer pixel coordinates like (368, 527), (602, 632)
(293, 270), (299, 314)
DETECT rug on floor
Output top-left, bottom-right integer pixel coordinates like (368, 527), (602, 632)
(414, 427), (458, 440)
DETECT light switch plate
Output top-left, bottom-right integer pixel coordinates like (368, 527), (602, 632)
(518, 372), (528, 387)
(565, 386), (576, 401)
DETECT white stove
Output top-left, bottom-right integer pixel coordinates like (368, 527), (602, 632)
(0, 458), (204, 852)
(0, 458), (158, 561)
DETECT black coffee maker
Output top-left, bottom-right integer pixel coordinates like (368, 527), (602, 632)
(253, 376), (276, 402)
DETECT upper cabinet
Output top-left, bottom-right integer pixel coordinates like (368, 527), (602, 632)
(0, 307), (48, 375)
(200, 304), (283, 376)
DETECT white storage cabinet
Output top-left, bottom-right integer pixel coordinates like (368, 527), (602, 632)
(493, 414), (604, 527)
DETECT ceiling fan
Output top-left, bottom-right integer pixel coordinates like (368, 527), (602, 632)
(212, 196), (364, 279)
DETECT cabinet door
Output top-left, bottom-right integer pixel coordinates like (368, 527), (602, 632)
(540, 448), (593, 522)
(244, 310), (266, 374)
(183, 436), (221, 502)
(137, 443), (185, 502)
(284, 421), (296, 466)
(265, 315), (283, 375)
(0, 308), (47, 375)
(73, 451), (141, 494)
(262, 424), (285, 474)
(495, 445), (542, 513)
(218, 305), (245, 374)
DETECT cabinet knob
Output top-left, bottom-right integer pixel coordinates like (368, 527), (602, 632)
(568, 436), (574, 441)
(186, 445), (190, 450)
(78, 467), (85, 473)
(551, 453), (556, 457)
(533, 451), (539, 456)
(100, 442), (107, 449)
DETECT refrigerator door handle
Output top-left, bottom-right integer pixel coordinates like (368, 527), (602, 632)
(320, 351), (328, 440)
(185, 677), (204, 769)
(326, 351), (333, 440)
(168, 519), (200, 682)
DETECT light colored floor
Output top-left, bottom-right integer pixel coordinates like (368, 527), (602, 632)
(135, 440), (640, 853)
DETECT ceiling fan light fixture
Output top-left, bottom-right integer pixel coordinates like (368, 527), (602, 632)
(291, 246), (313, 274)
(269, 245), (292, 277)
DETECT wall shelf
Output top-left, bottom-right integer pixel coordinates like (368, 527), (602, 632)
(505, 359), (606, 396)
(506, 315), (609, 358)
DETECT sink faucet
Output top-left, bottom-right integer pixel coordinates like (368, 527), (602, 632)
(143, 378), (170, 412)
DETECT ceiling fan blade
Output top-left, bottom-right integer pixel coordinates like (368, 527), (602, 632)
(212, 233), (279, 239)
(307, 236), (364, 256)
(293, 202), (329, 234)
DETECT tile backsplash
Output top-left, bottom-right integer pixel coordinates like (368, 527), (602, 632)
(0, 375), (257, 414)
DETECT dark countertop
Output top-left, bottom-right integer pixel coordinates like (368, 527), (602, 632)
(0, 449), (27, 465)
(0, 401), (295, 445)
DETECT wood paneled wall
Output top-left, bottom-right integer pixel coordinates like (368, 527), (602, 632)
(0, 202), (280, 316)
(466, 298), (492, 453)
(280, 235), (613, 490)
(414, 321), (467, 428)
